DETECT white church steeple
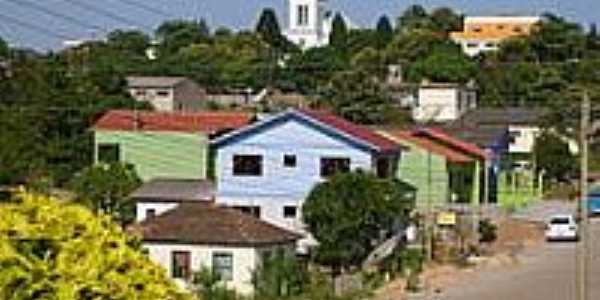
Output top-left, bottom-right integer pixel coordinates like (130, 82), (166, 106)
(284, 0), (330, 49)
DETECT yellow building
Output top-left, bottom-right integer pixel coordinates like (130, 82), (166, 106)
(450, 16), (541, 56)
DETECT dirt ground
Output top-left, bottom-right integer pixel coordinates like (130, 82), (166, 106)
(371, 217), (545, 300)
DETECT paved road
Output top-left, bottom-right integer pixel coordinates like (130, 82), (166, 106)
(437, 218), (600, 300)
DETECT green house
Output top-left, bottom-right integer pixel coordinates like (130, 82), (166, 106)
(380, 129), (487, 210)
(92, 110), (253, 181)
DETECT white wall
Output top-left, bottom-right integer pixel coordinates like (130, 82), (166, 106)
(136, 202), (179, 222)
(129, 87), (175, 111)
(508, 125), (539, 154)
(455, 38), (500, 57)
(284, 0), (328, 49)
(144, 243), (261, 295)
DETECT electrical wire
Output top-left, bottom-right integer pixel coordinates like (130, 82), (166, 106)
(0, 11), (73, 40)
(118, 0), (176, 19)
(3, 0), (106, 33)
(61, 0), (149, 30)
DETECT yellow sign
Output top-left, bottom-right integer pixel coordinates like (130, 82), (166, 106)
(437, 212), (457, 226)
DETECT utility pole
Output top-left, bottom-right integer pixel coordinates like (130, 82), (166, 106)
(577, 89), (590, 300)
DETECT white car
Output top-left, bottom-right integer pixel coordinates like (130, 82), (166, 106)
(545, 214), (578, 241)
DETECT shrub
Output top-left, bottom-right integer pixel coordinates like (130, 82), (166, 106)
(479, 219), (498, 243)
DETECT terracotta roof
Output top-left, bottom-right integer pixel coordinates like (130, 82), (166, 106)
(383, 130), (474, 163)
(298, 109), (399, 153)
(418, 128), (488, 160)
(93, 110), (254, 134)
(135, 202), (301, 246)
(126, 76), (188, 88)
(130, 179), (215, 203)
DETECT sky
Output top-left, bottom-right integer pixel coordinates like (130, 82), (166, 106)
(0, 0), (598, 50)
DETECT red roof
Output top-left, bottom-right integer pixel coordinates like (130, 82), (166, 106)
(94, 110), (254, 133)
(385, 130), (474, 163)
(299, 109), (399, 153)
(419, 128), (488, 159)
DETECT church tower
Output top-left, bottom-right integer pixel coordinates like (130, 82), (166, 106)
(284, 0), (329, 49)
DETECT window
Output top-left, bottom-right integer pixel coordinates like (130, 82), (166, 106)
(283, 154), (297, 168)
(146, 209), (156, 219)
(156, 90), (170, 97)
(320, 157), (351, 177)
(233, 206), (261, 218)
(171, 251), (191, 279)
(283, 206), (297, 219)
(296, 5), (310, 26)
(134, 90), (146, 96)
(485, 42), (497, 48)
(212, 252), (233, 281)
(233, 155), (263, 176)
(513, 26), (523, 33)
(97, 143), (120, 163)
(508, 130), (521, 144)
(466, 42), (479, 48)
(497, 25), (505, 30)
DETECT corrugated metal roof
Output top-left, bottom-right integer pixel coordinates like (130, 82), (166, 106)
(126, 76), (189, 88)
(93, 110), (254, 134)
(130, 179), (214, 202)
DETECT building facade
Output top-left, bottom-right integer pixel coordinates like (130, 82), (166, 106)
(135, 202), (299, 295)
(212, 109), (399, 251)
(93, 110), (253, 181)
(412, 83), (478, 123)
(450, 16), (541, 57)
(127, 76), (208, 112)
(284, 0), (330, 49)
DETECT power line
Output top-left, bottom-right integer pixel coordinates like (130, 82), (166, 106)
(61, 0), (149, 30)
(118, 0), (175, 19)
(3, 0), (105, 33)
(0, 11), (73, 40)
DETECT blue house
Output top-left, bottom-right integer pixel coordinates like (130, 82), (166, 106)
(211, 109), (401, 252)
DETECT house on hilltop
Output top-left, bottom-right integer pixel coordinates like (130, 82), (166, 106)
(126, 76), (208, 112)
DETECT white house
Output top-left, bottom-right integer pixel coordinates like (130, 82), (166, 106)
(211, 109), (401, 253)
(134, 202), (299, 295)
(126, 76), (207, 112)
(412, 82), (478, 123)
(450, 16), (541, 57)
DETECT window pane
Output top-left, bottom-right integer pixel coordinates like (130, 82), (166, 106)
(233, 155), (263, 176)
(320, 158), (351, 177)
(171, 251), (191, 279)
(284, 155), (297, 168)
(213, 253), (233, 281)
(284, 206), (297, 218)
(98, 144), (120, 163)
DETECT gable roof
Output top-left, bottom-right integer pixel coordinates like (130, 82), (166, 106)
(130, 179), (215, 203)
(126, 76), (189, 88)
(212, 109), (399, 153)
(447, 125), (508, 149)
(383, 130), (474, 163)
(93, 110), (254, 134)
(416, 128), (488, 160)
(135, 202), (301, 246)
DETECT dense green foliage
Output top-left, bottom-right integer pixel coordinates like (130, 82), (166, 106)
(0, 192), (193, 300)
(70, 163), (142, 224)
(534, 132), (577, 181)
(330, 13), (348, 50)
(303, 172), (414, 271)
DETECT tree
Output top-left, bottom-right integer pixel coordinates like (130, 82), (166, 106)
(0, 192), (193, 300)
(253, 253), (308, 298)
(534, 132), (576, 181)
(0, 36), (8, 58)
(107, 30), (151, 55)
(256, 8), (282, 46)
(407, 50), (477, 83)
(397, 5), (434, 32)
(324, 70), (393, 125)
(156, 19), (211, 54)
(70, 163), (142, 224)
(430, 7), (462, 32)
(375, 15), (393, 47)
(330, 13), (348, 50)
(303, 172), (414, 272)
